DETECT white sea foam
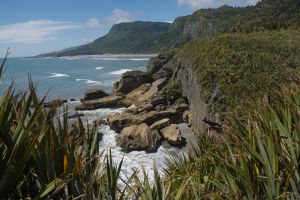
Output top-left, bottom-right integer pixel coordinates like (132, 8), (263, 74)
(109, 69), (132, 75)
(98, 125), (189, 184)
(95, 66), (104, 70)
(92, 57), (123, 61)
(76, 107), (189, 185)
(59, 56), (84, 60)
(76, 78), (102, 85)
(48, 73), (70, 78)
(86, 80), (102, 85)
(56, 55), (153, 61)
(130, 58), (149, 61)
(76, 78), (87, 82)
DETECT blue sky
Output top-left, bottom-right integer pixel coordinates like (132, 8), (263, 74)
(0, 0), (259, 57)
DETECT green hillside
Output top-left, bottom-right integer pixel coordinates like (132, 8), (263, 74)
(178, 28), (300, 116)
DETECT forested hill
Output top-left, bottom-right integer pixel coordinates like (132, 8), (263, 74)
(37, 0), (300, 57)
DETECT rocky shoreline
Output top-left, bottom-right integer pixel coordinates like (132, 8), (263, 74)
(76, 68), (192, 152)
(44, 54), (200, 153)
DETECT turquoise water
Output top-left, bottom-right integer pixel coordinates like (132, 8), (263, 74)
(0, 55), (150, 100)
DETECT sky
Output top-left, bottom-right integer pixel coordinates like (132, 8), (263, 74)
(0, 0), (259, 57)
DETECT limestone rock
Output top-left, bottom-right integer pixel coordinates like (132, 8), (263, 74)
(135, 78), (167, 105)
(108, 109), (184, 133)
(160, 124), (182, 145)
(116, 123), (161, 153)
(150, 118), (170, 130)
(83, 89), (108, 101)
(75, 95), (123, 110)
(126, 84), (152, 102)
(112, 71), (153, 94)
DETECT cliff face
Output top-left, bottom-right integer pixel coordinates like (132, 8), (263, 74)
(147, 54), (218, 134)
(171, 60), (211, 134)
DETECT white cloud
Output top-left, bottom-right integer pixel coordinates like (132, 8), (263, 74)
(85, 9), (135, 29)
(177, 0), (260, 9)
(86, 18), (102, 29)
(0, 20), (81, 44)
(106, 9), (135, 25)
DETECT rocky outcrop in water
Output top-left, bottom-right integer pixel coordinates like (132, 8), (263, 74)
(112, 71), (153, 95)
(75, 62), (196, 152)
(83, 89), (108, 101)
(116, 123), (161, 153)
(44, 98), (67, 108)
(76, 95), (123, 110)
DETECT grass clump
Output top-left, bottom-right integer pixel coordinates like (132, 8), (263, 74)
(160, 87), (300, 199)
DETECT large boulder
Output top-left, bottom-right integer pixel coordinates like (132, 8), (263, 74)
(131, 78), (167, 108)
(83, 89), (108, 101)
(150, 118), (170, 130)
(160, 124), (182, 146)
(116, 123), (161, 153)
(75, 95), (123, 110)
(108, 109), (184, 133)
(123, 83), (152, 107)
(112, 71), (153, 95)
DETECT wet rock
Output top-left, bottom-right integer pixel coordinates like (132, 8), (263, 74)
(150, 95), (167, 106)
(116, 123), (161, 153)
(150, 118), (170, 130)
(70, 98), (76, 102)
(68, 113), (84, 119)
(160, 124), (182, 146)
(83, 89), (108, 101)
(112, 71), (153, 94)
(44, 98), (67, 108)
(75, 95), (123, 110)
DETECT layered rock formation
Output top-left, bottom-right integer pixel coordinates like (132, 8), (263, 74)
(147, 53), (219, 134)
(116, 123), (161, 153)
(75, 65), (191, 152)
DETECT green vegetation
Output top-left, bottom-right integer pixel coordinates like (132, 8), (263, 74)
(179, 29), (300, 115)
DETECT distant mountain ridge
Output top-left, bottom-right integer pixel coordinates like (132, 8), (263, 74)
(37, 0), (300, 57)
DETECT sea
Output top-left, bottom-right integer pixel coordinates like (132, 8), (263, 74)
(0, 55), (189, 183)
